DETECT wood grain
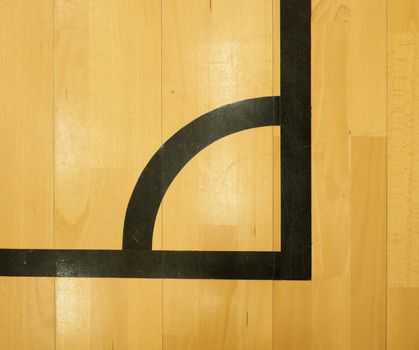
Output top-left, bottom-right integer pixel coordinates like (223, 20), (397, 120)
(55, 278), (162, 349)
(54, 0), (162, 250)
(164, 280), (273, 350)
(274, 281), (312, 349)
(158, 0), (275, 252)
(161, 0), (276, 349)
(2, 0), (419, 348)
(387, 0), (419, 290)
(349, 0), (387, 137)
(53, 1), (163, 348)
(387, 0), (419, 348)
(0, 0), (54, 249)
(388, 287), (419, 349)
(312, 10), (351, 350)
(0, 1), (55, 349)
(274, 1), (387, 348)
(351, 137), (386, 350)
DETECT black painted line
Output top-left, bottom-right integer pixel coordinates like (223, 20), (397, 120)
(279, 0), (312, 275)
(123, 96), (280, 250)
(0, 0), (311, 280)
(0, 249), (310, 280)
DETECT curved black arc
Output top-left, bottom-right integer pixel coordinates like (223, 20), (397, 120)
(123, 96), (280, 250)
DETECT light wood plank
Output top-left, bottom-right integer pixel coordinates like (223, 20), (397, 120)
(0, 278), (55, 350)
(311, 12), (351, 350)
(387, 0), (419, 348)
(164, 280), (273, 350)
(387, 0), (419, 289)
(351, 137), (386, 350)
(0, 0), (54, 249)
(0, 1), (55, 349)
(54, 0), (162, 250)
(53, 1), (163, 348)
(274, 281), (312, 349)
(161, 0), (275, 349)
(158, 0), (275, 252)
(349, 0), (387, 137)
(55, 278), (162, 349)
(388, 287), (419, 349)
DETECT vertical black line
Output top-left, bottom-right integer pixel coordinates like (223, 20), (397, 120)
(279, 0), (311, 278)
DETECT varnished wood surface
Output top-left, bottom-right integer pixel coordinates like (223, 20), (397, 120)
(53, 1), (163, 348)
(387, 0), (419, 349)
(0, 1), (55, 349)
(160, 1), (276, 348)
(0, 0), (417, 349)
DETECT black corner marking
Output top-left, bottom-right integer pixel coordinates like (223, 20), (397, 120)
(0, 0), (311, 280)
(123, 96), (280, 251)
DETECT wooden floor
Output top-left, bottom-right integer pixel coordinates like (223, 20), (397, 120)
(0, 0), (418, 349)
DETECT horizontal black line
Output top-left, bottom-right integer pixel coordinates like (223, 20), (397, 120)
(0, 249), (310, 280)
